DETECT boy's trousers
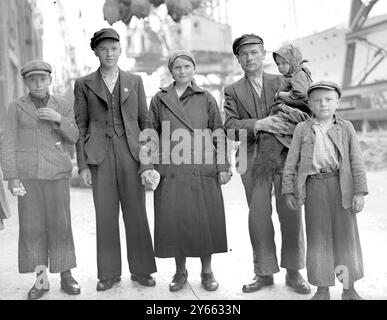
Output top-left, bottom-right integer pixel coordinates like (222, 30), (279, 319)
(18, 179), (77, 273)
(304, 172), (364, 287)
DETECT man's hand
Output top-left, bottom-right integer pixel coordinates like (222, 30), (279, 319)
(36, 108), (62, 124)
(218, 171), (232, 185)
(254, 115), (289, 135)
(80, 168), (92, 187)
(285, 193), (299, 211)
(352, 193), (364, 214)
(140, 170), (153, 186)
(8, 179), (21, 193)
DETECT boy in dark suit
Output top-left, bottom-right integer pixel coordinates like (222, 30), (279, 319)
(1, 60), (80, 299)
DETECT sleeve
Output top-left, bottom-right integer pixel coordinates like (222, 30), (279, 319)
(73, 79), (89, 172)
(347, 121), (368, 196)
(288, 71), (311, 101)
(223, 85), (257, 141)
(207, 93), (230, 173)
(136, 75), (148, 131)
(1, 103), (18, 180)
(281, 122), (303, 195)
(53, 100), (79, 144)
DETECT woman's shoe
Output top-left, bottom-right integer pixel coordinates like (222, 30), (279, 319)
(201, 272), (219, 291)
(169, 270), (188, 292)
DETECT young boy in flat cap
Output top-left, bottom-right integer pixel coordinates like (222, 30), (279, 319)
(223, 34), (310, 295)
(1, 60), (80, 299)
(74, 28), (156, 291)
(282, 81), (368, 300)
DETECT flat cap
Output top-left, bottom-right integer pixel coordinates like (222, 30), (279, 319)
(307, 80), (342, 98)
(232, 34), (264, 55)
(90, 28), (120, 50)
(21, 60), (52, 78)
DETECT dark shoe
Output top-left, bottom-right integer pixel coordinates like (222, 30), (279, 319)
(61, 276), (81, 295)
(201, 272), (219, 291)
(285, 272), (311, 294)
(242, 275), (274, 293)
(169, 270), (188, 292)
(131, 274), (156, 287)
(342, 288), (364, 300)
(96, 276), (121, 291)
(311, 287), (330, 300)
(27, 284), (49, 300)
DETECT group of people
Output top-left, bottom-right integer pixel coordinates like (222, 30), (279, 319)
(0, 27), (368, 301)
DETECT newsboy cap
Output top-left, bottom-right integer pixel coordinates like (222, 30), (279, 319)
(21, 60), (52, 78)
(307, 80), (342, 99)
(90, 28), (120, 50)
(232, 34), (264, 55)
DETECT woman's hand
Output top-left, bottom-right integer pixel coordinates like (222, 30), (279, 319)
(352, 193), (364, 214)
(218, 171), (232, 185)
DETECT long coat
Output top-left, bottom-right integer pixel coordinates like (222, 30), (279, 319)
(146, 82), (229, 258)
(74, 69), (151, 173)
(1, 95), (78, 181)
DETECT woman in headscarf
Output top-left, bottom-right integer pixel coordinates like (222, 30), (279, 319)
(141, 50), (231, 292)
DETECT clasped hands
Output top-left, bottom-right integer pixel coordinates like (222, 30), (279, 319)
(36, 108), (62, 124)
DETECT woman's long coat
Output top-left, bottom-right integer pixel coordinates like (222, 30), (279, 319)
(146, 82), (229, 258)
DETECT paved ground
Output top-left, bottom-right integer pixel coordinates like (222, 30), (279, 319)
(1, 170), (387, 300)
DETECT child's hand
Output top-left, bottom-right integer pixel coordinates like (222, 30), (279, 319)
(285, 193), (299, 211)
(352, 193), (364, 214)
(36, 108), (62, 124)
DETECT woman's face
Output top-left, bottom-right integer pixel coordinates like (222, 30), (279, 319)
(171, 57), (195, 85)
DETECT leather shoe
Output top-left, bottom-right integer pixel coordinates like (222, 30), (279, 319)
(342, 288), (364, 300)
(311, 287), (330, 300)
(169, 270), (188, 292)
(285, 272), (311, 294)
(242, 275), (274, 293)
(96, 276), (121, 291)
(27, 284), (49, 300)
(61, 276), (81, 295)
(201, 272), (219, 291)
(131, 274), (156, 287)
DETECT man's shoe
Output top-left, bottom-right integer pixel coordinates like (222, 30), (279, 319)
(242, 275), (274, 293)
(96, 276), (121, 291)
(342, 288), (364, 300)
(60, 276), (81, 295)
(27, 284), (49, 300)
(201, 272), (219, 291)
(169, 270), (188, 292)
(131, 274), (156, 287)
(311, 287), (330, 300)
(285, 272), (311, 294)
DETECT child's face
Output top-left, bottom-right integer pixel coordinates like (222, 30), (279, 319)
(23, 74), (52, 98)
(309, 89), (340, 121)
(275, 56), (291, 76)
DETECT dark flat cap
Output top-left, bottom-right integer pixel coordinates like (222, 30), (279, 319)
(232, 34), (264, 55)
(90, 28), (120, 50)
(21, 60), (52, 78)
(307, 80), (342, 98)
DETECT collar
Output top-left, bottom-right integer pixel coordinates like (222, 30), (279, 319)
(160, 80), (205, 93)
(29, 92), (50, 103)
(99, 67), (119, 79)
(245, 73), (263, 86)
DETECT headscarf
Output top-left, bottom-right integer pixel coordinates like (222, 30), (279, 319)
(273, 44), (311, 78)
(167, 50), (196, 73)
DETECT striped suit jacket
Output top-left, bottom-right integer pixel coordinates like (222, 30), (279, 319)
(1, 94), (79, 180)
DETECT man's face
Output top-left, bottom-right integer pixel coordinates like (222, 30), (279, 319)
(94, 39), (121, 68)
(309, 89), (340, 121)
(237, 43), (266, 74)
(23, 74), (52, 98)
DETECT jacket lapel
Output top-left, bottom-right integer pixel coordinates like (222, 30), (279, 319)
(159, 84), (194, 131)
(84, 70), (108, 106)
(234, 77), (257, 118)
(327, 124), (345, 159)
(119, 69), (134, 105)
(15, 95), (38, 120)
(262, 72), (276, 111)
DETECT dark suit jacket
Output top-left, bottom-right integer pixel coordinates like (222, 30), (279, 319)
(74, 69), (150, 173)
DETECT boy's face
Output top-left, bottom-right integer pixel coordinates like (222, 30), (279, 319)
(309, 89), (340, 121)
(237, 43), (266, 74)
(23, 74), (52, 98)
(275, 55), (290, 76)
(94, 39), (121, 68)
